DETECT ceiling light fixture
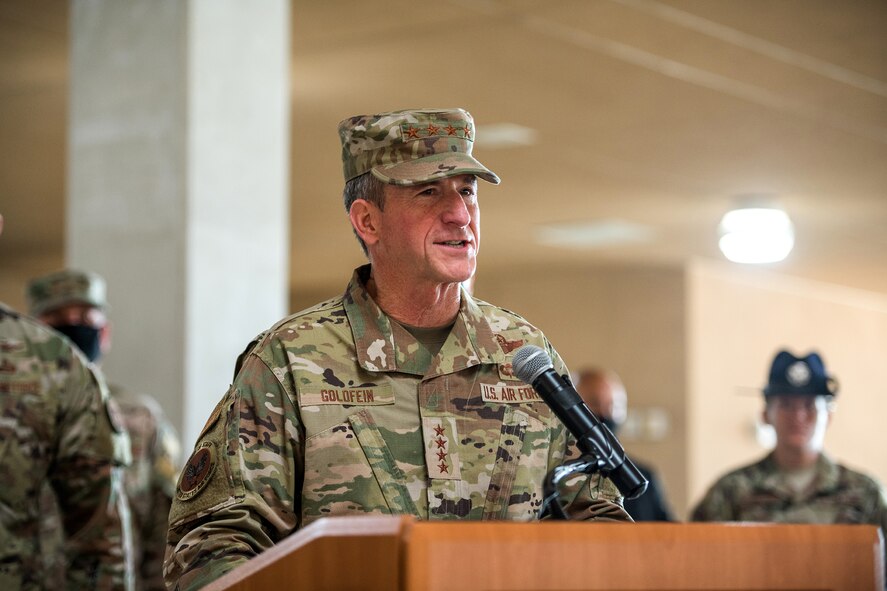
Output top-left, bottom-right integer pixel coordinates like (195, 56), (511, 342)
(718, 205), (794, 264)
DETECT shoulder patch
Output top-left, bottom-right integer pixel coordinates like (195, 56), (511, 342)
(177, 441), (217, 501)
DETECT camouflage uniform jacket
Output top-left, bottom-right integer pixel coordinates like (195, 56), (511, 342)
(0, 302), (130, 590)
(691, 451), (887, 525)
(165, 265), (627, 590)
(690, 451), (887, 571)
(109, 384), (181, 591)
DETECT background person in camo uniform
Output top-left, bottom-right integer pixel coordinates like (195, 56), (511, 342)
(27, 269), (181, 591)
(165, 108), (630, 590)
(691, 349), (887, 572)
(0, 213), (130, 590)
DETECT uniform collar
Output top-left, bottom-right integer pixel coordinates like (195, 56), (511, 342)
(758, 451), (840, 497)
(343, 265), (504, 376)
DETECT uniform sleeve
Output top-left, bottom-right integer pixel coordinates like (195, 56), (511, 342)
(141, 407), (181, 590)
(164, 350), (302, 591)
(544, 343), (632, 523)
(51, 354), (131, 589)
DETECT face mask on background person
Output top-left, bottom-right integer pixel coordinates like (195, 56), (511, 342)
(54, 324), (102, 363)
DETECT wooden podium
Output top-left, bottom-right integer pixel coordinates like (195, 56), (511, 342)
(203, 516), (885, 590)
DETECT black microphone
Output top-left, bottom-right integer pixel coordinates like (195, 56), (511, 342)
(512, 345), (648, 500)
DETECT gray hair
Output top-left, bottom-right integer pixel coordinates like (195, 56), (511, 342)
(343, 172), (387, 257)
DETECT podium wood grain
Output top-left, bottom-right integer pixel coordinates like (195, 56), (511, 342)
(201, 516), (884, 590)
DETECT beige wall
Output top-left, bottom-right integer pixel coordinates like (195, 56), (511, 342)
(0, 251), (65, 312)
(687, 259), (887, 518)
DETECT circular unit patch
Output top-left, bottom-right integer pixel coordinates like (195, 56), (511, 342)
(177, 441), (217, 501)
(786, 361), (811, 387)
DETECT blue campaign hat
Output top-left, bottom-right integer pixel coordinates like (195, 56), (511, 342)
(763, 350), (839, 398)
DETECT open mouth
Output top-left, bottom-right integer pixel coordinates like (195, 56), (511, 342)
(436, 240), (469, 248)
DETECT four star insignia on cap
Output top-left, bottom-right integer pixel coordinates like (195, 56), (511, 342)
(400, 121), (472, 141)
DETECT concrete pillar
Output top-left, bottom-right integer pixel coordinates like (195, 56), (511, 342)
(67, 0), (290, 447)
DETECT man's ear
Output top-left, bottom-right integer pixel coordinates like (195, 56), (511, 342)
(349, 199), (381, 247)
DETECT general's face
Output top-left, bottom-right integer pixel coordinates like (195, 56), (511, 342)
(764, 394), (831, 453)
(375, 174), (480, 286)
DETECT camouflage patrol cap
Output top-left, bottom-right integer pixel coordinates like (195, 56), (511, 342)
(763, 350), (839, 398)
(337, 108), (501, 186)
(27, 269), (108, 316)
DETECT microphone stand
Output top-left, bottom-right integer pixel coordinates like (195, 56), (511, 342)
(539, 455), (607, 520)
(538, 425), (647, 520)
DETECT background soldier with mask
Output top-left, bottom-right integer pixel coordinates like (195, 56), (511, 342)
(0, 213), (130, 589)
(27, 269), (181, 591)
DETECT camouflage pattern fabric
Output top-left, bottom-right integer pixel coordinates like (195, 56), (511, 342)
(691, 451), (887, 573)
(39, 385), (179, 591)
(38, 386), (135, 591)
(165, 265), (628, 590)
(26, 269), (108, 317)
(0, 302), (131, 590)
(338, 108), (500, 186)
(110, 385), (181, 590)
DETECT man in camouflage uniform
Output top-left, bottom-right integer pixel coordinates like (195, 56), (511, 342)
(164, 108), (630, 589)
(691, 349), (887, 572)
(0, 214), (130, 589)
(27, 270), (182, 591)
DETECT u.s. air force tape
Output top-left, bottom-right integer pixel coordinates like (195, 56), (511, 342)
(177, 441), (217, 501)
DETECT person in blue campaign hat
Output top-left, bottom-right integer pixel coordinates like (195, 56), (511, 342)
(690, 349), (887, 575)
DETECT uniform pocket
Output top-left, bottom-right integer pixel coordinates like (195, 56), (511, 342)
(482, 406), (550, 520)
(302, 408), (416, 523)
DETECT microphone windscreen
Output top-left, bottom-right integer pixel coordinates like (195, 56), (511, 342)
(512, 345), (553, 384)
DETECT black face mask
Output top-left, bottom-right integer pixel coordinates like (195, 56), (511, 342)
(54, 325), (102, 363)
(601, 416), (619, 435)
